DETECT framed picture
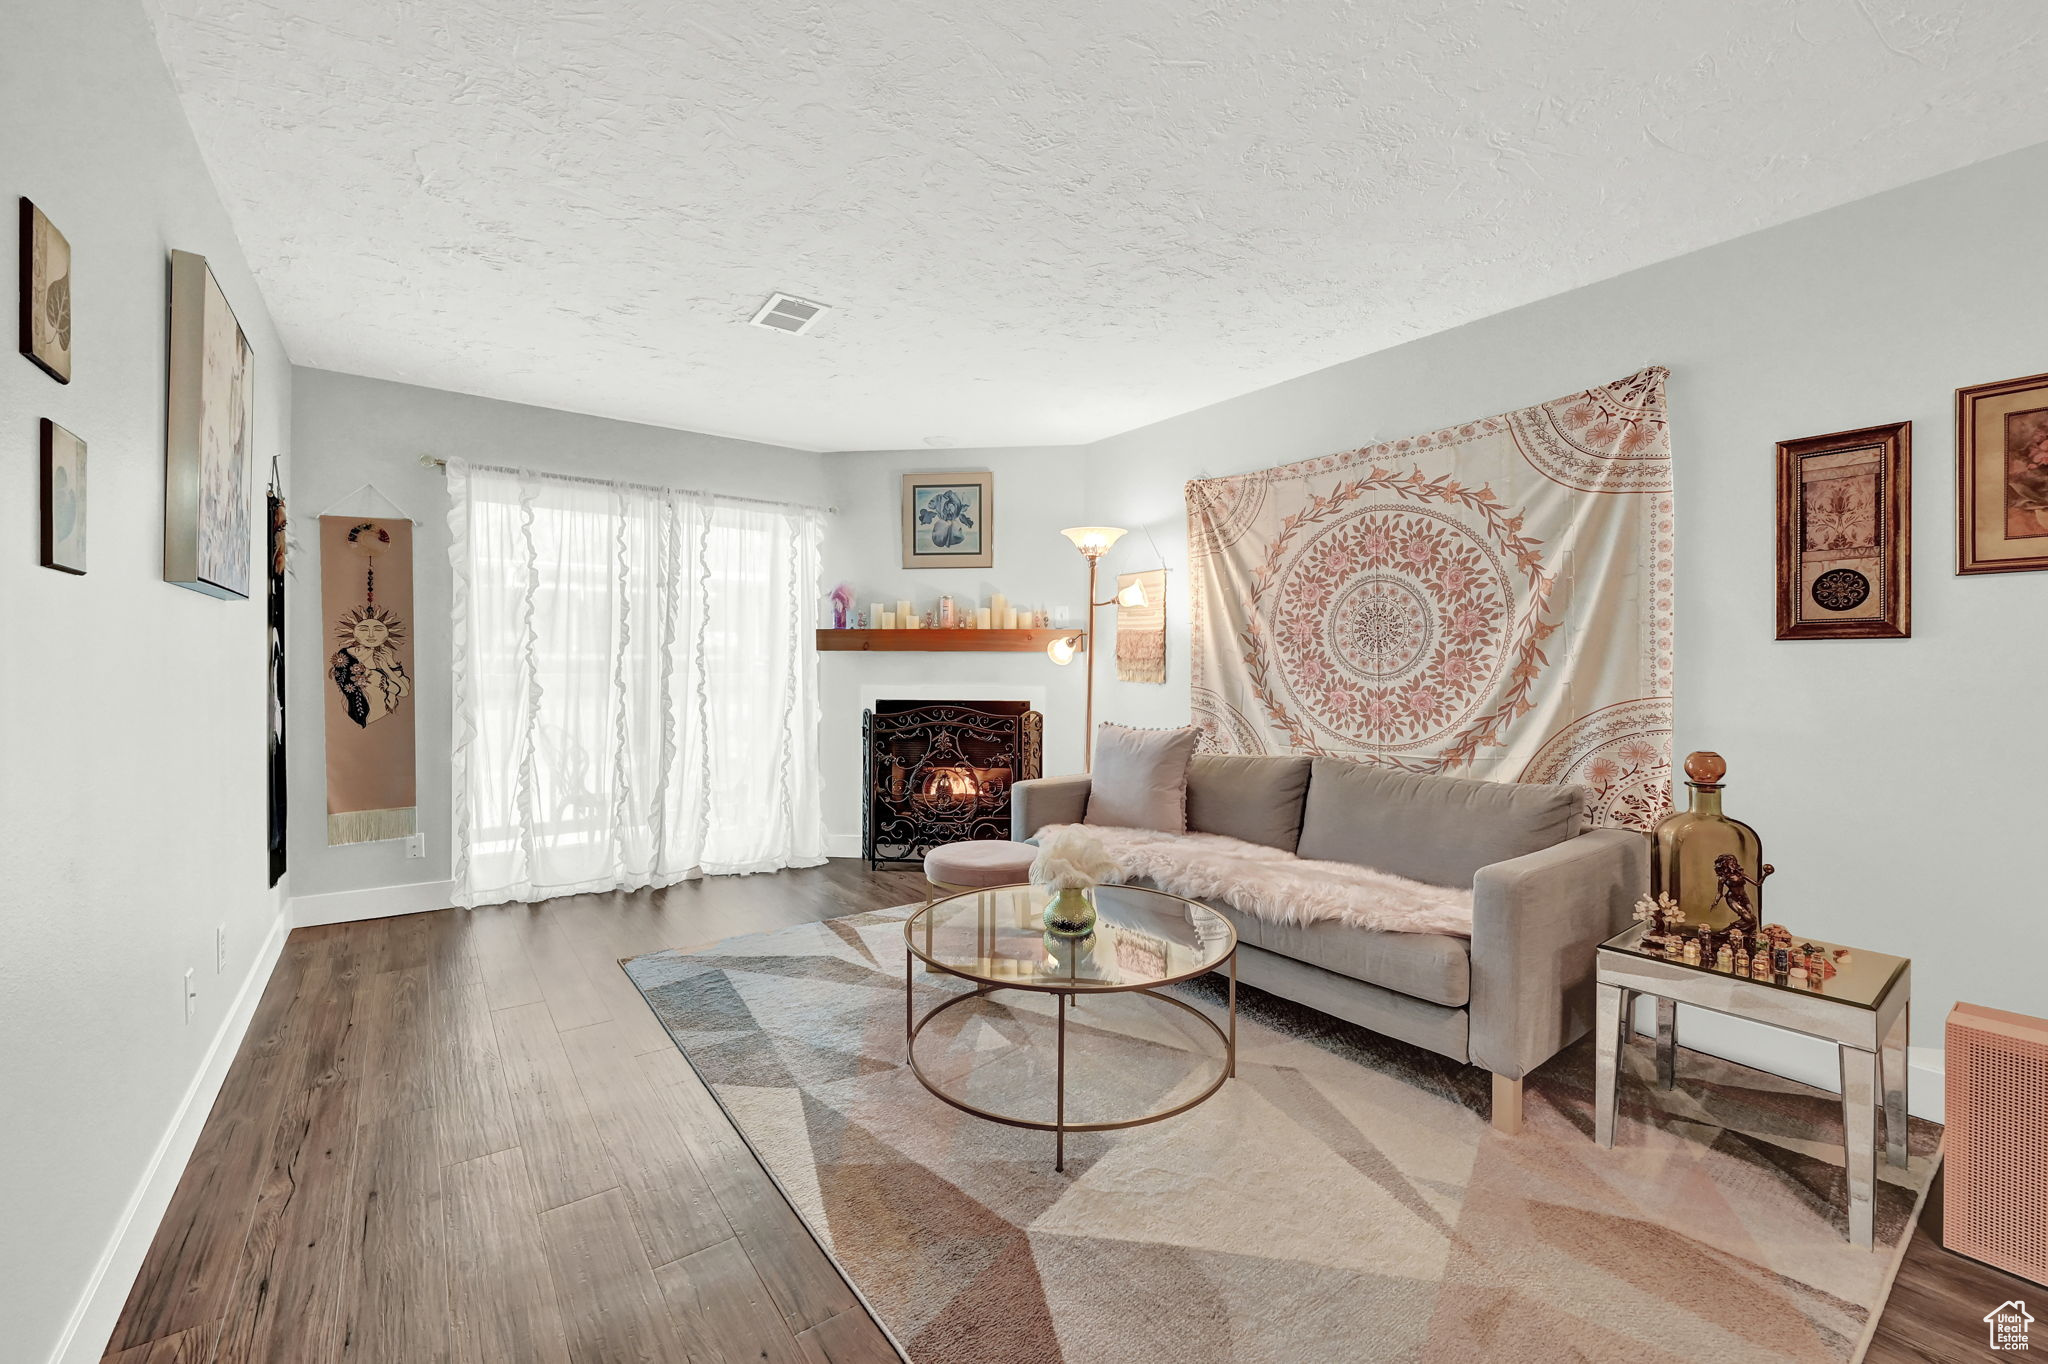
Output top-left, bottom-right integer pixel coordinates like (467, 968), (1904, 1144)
(19, 198), (71, 383)
(164, 249), (254, 599)
(1957, 370), (2048, 576)
(40, 419), (86, 575)
(1775, 421), (1910, 640)
(901, 471), (993, 569)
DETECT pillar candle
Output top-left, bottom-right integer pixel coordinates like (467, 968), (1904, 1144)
(896, 599), (912, 623)
(975, 607), (991, 629)
(990, 593), (1007, 621)
(1002, 608), (1019, 630)
(870, 603), (884, 628)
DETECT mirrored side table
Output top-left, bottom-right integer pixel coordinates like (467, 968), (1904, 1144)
(1593, 922), (1911, 1248)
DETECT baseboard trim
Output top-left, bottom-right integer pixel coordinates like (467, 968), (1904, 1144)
(1632, 1000), (1944, 1122)
(48, 908), (291, 1364)
(290, 878), (458, 926)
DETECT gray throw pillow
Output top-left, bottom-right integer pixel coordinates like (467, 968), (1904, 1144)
(1295, 758), (1584, 888)
(1186, 754), (1313, 851)
(1083, 723), (1199, 833)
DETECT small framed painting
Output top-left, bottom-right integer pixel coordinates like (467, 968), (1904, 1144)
(19, 198), (72, 383)
(1957, 370), (2048, 576)
(1775, 421), (1910, 640)
(901, 471), (993, 569)
(41, 419), (86, 574)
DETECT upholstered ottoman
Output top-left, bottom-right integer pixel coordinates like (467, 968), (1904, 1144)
(921, 839), (1038, 906)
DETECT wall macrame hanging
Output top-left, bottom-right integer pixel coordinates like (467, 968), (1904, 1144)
(320, 514), (417, 844)
(1188, 367), (1674, 830)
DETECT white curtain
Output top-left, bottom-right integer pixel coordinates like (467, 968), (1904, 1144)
(446, 459), (827, 907)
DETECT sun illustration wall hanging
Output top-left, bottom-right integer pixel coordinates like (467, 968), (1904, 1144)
(331, 522), (413, 727)
(320, 516), (418, 844)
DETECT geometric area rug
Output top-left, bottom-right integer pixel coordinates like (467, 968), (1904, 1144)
(623, 907), (1940, 1364)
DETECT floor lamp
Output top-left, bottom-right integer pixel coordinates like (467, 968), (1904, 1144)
(1048, 526), (1148, 772)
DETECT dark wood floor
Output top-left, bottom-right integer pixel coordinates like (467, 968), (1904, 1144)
(1865, 1167), (2038, 1363)
(102, 858), (2012, 1363)
(103, 859), (926, 1364)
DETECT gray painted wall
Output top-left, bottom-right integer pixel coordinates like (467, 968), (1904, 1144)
(1, 3), (293, 1359)
(1079, 139), (2048, 1073)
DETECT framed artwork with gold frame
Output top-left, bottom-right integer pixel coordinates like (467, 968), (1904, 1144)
(1775, 421), (1910, 640)
(1957, 370), (2048, 576)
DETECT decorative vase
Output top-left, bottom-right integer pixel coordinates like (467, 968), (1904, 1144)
(1043, 886), (1097, 937)
(1650, 751), (1773, 933)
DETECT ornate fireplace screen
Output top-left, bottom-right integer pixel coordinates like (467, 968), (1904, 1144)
(863, 701), (1042, 866)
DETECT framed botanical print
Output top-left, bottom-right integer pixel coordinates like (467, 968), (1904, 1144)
(19, 198), (72, 383)
(1957, 370), (2048, 575)
(1775, 421), (1910, 640)
(901, 471), (993, 569)
(164, 249), (255, 599)
(40, 419), (86, 574)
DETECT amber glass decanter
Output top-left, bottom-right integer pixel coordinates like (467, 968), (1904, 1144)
(1650, 751), (1772, 932)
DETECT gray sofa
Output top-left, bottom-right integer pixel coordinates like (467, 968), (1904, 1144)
(1012, 754), (1648, 1132)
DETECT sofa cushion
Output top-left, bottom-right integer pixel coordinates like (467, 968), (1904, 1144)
(1192, 894), (1469, 1008)
(1295, 760), (1584, 889)
(1083, 723), (1198, 832)
(1185, 754), (1312, 852)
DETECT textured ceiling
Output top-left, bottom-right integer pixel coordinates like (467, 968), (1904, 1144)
(145, 0), (2048, 452)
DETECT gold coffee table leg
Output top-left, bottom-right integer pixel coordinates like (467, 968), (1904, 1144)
(1055, 992), (1069, 1172)
(1228, 950), (1238, 1078)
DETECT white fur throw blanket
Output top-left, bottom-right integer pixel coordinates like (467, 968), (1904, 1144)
(1036, 824), (1473, 937)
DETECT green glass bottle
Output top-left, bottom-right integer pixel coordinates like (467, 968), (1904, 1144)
(1650, 751), (1773, 933)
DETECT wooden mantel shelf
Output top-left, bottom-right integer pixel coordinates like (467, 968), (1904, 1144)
(815, 628), (1084, 654)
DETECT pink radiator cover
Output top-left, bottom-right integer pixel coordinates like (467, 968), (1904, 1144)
(1945, 1001), (2048, 1287)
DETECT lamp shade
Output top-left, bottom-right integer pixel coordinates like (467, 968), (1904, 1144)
(1114, 579), (1148, 608)
(1059, 525), (1128, 558)
(1045, 633), (1080, 665)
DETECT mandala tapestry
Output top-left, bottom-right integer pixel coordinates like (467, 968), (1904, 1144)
(1189, 367), (1674, 830)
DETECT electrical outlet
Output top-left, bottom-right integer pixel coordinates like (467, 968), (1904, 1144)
(184, 968), (197, 1024)
(405, 832), (426, 859)
(216, 924), (227, 975)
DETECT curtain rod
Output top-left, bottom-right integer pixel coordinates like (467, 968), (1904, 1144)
(418, 455), (836, 515)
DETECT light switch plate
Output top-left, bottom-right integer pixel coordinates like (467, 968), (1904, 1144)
(405, 833), (426, 859)
(184, 968), (197, 1024)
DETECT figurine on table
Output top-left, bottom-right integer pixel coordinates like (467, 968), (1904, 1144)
(1710, 853), (1774, 933)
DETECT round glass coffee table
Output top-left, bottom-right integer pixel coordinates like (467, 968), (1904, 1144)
(902, 882), (1237, 1171)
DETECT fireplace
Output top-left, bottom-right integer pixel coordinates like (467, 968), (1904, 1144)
(863, 700), (1042, 867)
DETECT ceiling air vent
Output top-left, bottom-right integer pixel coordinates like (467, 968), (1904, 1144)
(749, 292), (829, 335)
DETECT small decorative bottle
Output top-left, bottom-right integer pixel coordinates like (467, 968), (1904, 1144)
(1681, 935), (1701, 967)
(1714, 941), (1734, 973)
(1751, 950), (1774, 982)
(1651, 752), (1773, 932)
